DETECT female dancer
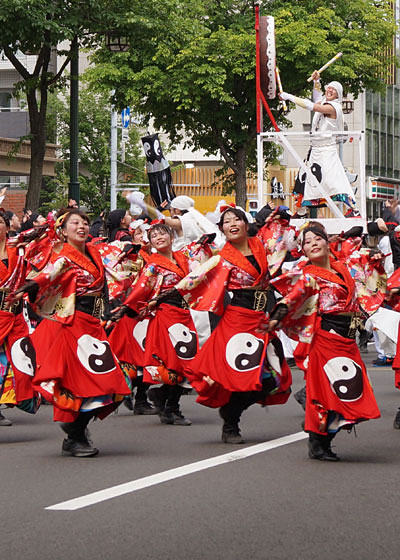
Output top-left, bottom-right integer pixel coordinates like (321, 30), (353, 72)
(270, 224), (383, 461)
(14, 209), (131, 457)
(181, 207), (293, 443)
(122, 222), (214, 426)
(0, 211), (39, 425)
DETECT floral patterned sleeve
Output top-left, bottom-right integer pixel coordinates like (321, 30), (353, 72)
(124, 264), (161, 314)
(272, 271), (320, 343)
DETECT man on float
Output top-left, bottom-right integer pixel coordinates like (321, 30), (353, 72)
(280, 71), (359, 216)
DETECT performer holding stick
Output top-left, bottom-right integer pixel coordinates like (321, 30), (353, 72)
(280, 70), (359, 216)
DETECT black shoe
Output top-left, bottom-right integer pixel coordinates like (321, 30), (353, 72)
(308, 437), (340, 462)
(294, 387), (306, 410)
(221, 430), (244, 444)
(61, 438), (99, 457)
(159, 410), (192, 426)
(372, 357), (392, 367)
(393, 409), (400, 429)
(60, 423), (93, 446)
(133, 401), (158, 415)
(123, 396), (134, 411)
(0, 412), (12, 426)
(286, 358), (296, 368)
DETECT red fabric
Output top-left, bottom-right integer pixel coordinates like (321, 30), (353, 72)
(304, 328), (380, 435)
(142, 303), (198, 385)
(219, 237), (268, 287)
(392, 322), (400, 388)
(108, 314), (148, 367)
(32, 311), (130, 399)
(186, 305), (266, 396)
(2, 312), (37, 401)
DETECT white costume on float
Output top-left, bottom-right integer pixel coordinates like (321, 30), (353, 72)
(282, 81), (357, 208)
(302, 93), (355, 204)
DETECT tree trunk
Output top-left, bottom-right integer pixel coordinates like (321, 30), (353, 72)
(234, 148), (247, 209)
(25, 48), (50, 212)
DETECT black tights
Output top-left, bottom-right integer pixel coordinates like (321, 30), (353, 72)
(219, 376), (277, 430)
(64, 411), (94, 441)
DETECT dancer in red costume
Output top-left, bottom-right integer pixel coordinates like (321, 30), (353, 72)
(181, 207), (293, 443)
(0, 211), (39, 425)
(270, 224), (383, 461)
(14, 209), (130, 457)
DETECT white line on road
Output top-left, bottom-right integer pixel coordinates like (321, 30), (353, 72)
(46, 431), (307, 511)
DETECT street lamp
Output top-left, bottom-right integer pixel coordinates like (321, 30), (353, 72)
(105, 34), (129, 52)
(68, 36), (80, 205)
(105, 34), (130, 210)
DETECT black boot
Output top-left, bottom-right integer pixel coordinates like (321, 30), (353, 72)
(308, 432), (340, 462)
(60, 412), (99, 457)
(294, 386), (306, 410)
(159, 385), (192, 426)
(219, 407), (244, 444)
(147, 385), (168, 414)
(133, 378), (158, 415)
(393, 408), (400, 429)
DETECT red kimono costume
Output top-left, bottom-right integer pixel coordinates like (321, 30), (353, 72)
(30, 243), (130, 422)
(181, 230), (292, 409)
(273, 258), (381, 435)
(124, 250), (198, 385)
(0, 246), (39, 413)
(386, 268), (400, 387)
(90, 239), (147, 381)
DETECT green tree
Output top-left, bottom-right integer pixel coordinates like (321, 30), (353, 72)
(89, 0), (397, 208)
(0, 0), (132, 210)
(40, 80), (146, 216)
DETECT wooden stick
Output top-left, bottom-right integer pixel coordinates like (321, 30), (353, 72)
(307, 52), (343, 82)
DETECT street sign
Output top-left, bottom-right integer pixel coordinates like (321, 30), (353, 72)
(121, 107), (130, 128)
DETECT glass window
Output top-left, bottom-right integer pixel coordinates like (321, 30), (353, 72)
(0, 92), (11, 112)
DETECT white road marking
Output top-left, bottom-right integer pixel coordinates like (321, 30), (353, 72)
(46, 431), (307, 511)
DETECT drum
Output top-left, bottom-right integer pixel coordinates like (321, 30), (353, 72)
(259, 15), (276, 99)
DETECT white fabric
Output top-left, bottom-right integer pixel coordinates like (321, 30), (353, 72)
(368, 307), (400, 345)
(171, 195), (195, 211)
(377, 235), (393, 275)
(325, 81), (343, 102)
(301, 100), (355, 203)
(172, 208), (225, 251)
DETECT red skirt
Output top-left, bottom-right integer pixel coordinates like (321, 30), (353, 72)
(0, 311), (38, 404)
(142, 303), (198, 385)
(108, 314), (148, 368)
(185, 305), (271, 408)
(304, 328), (380, 434)
(32, 310), (130, 419)
(392, 323), (400, 389)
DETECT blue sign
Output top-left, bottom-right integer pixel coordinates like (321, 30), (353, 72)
(121, 107), (131, 128)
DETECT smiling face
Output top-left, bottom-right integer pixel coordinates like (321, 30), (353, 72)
(302, 230), (329, 263)
(149, 226), (173, 253)
(62, 213), (89, 247)
(132, 228), (144, 245)
(325, 85), (338, 102)
(221, 210), (248, 243)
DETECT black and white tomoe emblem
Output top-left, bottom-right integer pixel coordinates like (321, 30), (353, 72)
(323, 356), (363, 401)
(133, 319), (149, 351)
(168, 323), (197, 360)
(226, 333), (264, 372)
(77, 334), (115, 374)
(10, 337), (36, 376)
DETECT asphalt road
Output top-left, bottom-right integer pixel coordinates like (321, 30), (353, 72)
(1, 348), (399, 560)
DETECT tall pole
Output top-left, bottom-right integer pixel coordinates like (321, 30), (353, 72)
(110, 105), (118, 210)
(69, 36), (80, 205)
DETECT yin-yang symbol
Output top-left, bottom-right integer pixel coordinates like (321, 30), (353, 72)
(143, 137), (162, 164)
(10, 337), (36, 376)
(77, 334), (116, 374)
(226, 333), (264, 372)
(168, 323), (197, 360)
(133, 319), (149, 351)
(323, 356), (363, 401)
(310, 163), (322, 183)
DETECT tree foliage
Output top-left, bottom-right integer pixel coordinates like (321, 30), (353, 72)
(40, 80), (146, 216)
(0, 0), (133, 210)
